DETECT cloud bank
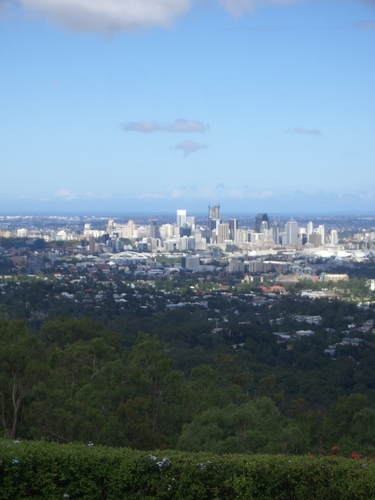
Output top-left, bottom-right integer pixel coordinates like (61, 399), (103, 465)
(19, 0), (193, 32)
(122, 119), (208, 133)
(174, 140), (207, 156)
(9, 0), (305, 33)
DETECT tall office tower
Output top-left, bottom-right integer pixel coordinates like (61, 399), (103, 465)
(331, 229), (338, 245)
(122, 220), (135, 239)
(179, 223), (191, 237)
(271, 218), (280, 244)
(88, 235), (96, 253)
(176, 209), (187, 227)
(285, 217), (298, 245)
(317, 224), (325, 245)
(149, 220), (160, 239)
(159, 223), (174, 239)
(186, 216), (196, 229)
(299, 227), (307, 245)
(255, 213), (269, 233)
(217, 223), (230, 244)
(307, 221), (314, 236)
(228, 218), (238, 240)
(208, 204), (220, 231)
(107, 219), (115, 234)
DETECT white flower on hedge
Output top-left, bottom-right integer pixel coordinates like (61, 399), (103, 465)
(156, 456), (171, 467)
(11, 459), (19, 464)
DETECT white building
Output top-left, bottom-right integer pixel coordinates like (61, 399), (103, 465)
(331, 229), (338, 245)
(177, 210), (187, 227)
(217, 223), (230, 244)
(316, 225), (325, 245)
(285, 218), (298, 245)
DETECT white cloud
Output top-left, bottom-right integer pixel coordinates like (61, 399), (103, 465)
(53, 188), (77, 200)
(122, 119), (208, 133)
(19, 0), (193, 32)
(288, 126), (323, 136)
(219, 0), (300, 17)
(5, 0), (305, 33)
(174, 140), (207, 156)
(137, 192), (168, 199)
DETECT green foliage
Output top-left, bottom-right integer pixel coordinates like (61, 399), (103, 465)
(0, 319), (46, 439)
(40, 316), (120, 349)
(1, 440), (375, 499)
(178, 398), (308, 455)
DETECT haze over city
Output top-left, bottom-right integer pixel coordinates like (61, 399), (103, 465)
(1, 0), (374, 214)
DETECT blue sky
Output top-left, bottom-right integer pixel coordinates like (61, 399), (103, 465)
(1, 0), (374, 215)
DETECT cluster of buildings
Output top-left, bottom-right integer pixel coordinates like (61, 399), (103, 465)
(3, 208), (375, 258)
(77, 208), (349, 255)
(1, 209), (374, 280)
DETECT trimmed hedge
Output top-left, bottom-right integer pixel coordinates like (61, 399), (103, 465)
(1, 440), (375, 499)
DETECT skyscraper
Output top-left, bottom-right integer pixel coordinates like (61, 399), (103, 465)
(271, 217), (280, 244)
(255, 213), (269, 233)
(176, 209), (187, 227)
(331, 229), (338, 245)
(228, 218), (238, 240)
(149, 220), (160, 239)
(217, 223), (229, 244)
(208, 204), (220, 231)
(317, 225), (325, 245)
(285, 217), (298, 245)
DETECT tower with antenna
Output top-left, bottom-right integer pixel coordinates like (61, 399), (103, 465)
(208, 203), (220, 231)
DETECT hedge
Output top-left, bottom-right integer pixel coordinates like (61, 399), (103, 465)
(1, 440), (375, 499)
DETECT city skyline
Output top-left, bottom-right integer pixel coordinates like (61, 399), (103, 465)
(1, 0), (374, 214)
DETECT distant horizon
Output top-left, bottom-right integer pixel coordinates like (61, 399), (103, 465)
(1, 208), (374, 219)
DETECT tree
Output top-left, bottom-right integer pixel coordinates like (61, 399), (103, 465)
(177, 397), (282, 454)
(118, 333), (185, 449)
(0, 319), (45, 439)
(28, 336), (119, 444)
(40, 316), (120, 349)
(322, 394), (370, 447)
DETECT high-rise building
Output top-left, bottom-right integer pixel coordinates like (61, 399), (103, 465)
(186, 216), (196, 230)
(149, 220), (160, 239)
(309, 233), (322, 247)
(176, 210), (187, 227)
(179, 224), (191, 237)
(255, 213), (269, 233)
(317, 225), (325, 245)
(285, 217), (298, 245)
(217, 223), (229, 244)
(208, 204), (220, 231)
(271, 218), (280, 244)
(330, 229), (338, 245)
(307, 221), (314, 236)
(88, 235), (96, 253)
(228, 218), (238, 240)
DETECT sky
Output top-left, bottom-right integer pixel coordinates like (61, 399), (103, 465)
(1, 0), (374, 215)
